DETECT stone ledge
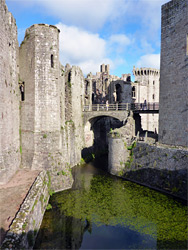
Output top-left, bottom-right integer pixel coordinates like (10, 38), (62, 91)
(1, 170), (50, 250)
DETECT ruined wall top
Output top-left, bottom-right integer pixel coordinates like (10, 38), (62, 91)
(0, 0), (17, 27)
(24, 23), (60, 36)
(100, 64), (110, 74)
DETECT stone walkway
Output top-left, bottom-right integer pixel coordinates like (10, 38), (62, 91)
(0, 169), (40, 245)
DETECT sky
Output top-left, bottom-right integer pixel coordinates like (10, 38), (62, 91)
(6, 0), (169, 78)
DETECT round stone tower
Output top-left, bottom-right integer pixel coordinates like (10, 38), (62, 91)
(19, 24), (61, 169)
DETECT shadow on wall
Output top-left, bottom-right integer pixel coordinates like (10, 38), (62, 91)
(0, 228), (6, 246)
(1, 228), (37, 249)
(133, 113), (158, 142)
(122, 168), (187, 202)
(82, 117), (124, 163)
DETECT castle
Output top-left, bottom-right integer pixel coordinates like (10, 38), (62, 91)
(0, 0), (188, 248)
(0, 0), (188, 189)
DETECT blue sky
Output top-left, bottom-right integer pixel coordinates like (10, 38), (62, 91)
(6, 0), (169, 77)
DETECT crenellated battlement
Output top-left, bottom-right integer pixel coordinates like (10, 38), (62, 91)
(133, 67), (160, 76)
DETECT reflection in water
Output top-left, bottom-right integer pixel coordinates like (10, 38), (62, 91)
(34, 163), (187, 249)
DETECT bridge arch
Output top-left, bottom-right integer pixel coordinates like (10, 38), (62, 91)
(83, 112), (129, 152)
(83, 111), (129, 126)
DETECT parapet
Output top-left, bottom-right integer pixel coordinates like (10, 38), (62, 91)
(24, 23), (60, 36)
(133, 66), (160, 76)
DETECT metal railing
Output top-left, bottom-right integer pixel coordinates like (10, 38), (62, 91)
(83, 102), (159, 112)
(131, 102), (159, 111)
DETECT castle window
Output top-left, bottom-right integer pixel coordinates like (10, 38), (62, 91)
(68, 72), (71, 82)
(51, 54), (54, 68)
(116, 84), (122, 102)
(20, 82), (25, 101)
(152, 94), (155, 100)
(153, 81), (155, 85)
(127, 76), (131, 82)
(132, 86), (136, 98)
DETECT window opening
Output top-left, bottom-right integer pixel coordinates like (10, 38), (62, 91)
(116, 84), (122, 102)
(20, 82), (25, 101)
(68, 72), (71, 82)
(127, 76), (131, 82)
(51, 54), (54, 68)
(132, 86), (136, 98)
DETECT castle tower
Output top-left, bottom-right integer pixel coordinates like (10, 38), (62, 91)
(132, 67), (160, 132)
(19, 24), (61, 169)
(159, 0), (188, 147)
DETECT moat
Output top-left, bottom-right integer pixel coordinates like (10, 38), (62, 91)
(34, 161), (187, 250)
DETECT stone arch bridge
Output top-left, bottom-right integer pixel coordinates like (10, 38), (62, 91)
(83, 103), (159, 125)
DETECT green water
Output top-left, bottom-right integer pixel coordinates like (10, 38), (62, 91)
(34, 162), (187, 249)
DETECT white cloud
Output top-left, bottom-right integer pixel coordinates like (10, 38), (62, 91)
(109, 34), (131, 47)
(57, 23), (111, 75)
(136, 54), (160, 69)
(116, 0), (169, 42)
(57, 23), (128, 75)
(57, 23), (106, 63)
(108, 34), (131, 53)
(29, 0), (123, 31)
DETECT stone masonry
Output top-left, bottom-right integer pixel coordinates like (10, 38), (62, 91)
(159, 0), (188, 147)
(0, 0), (86, 190)
(19, 24), (61, 170)
(0, 0), (20, 184)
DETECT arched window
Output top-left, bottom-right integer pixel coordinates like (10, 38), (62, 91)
(51, 54), (54, 68)
(132, 86), (136, 98)
(116, 84), (122, 102)
(127, 76), (131, 82)
(85, 81), (89, 95)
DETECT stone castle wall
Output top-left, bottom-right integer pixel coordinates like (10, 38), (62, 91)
(108, 137), (188, 200)
(159, 0), (188, 147)
(108, 80), (132, 104)
(19, 24), (85, 192)
(1, 170), (50, 249)
(0, 0), (20, 184)
(0, 0), (86, 189)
